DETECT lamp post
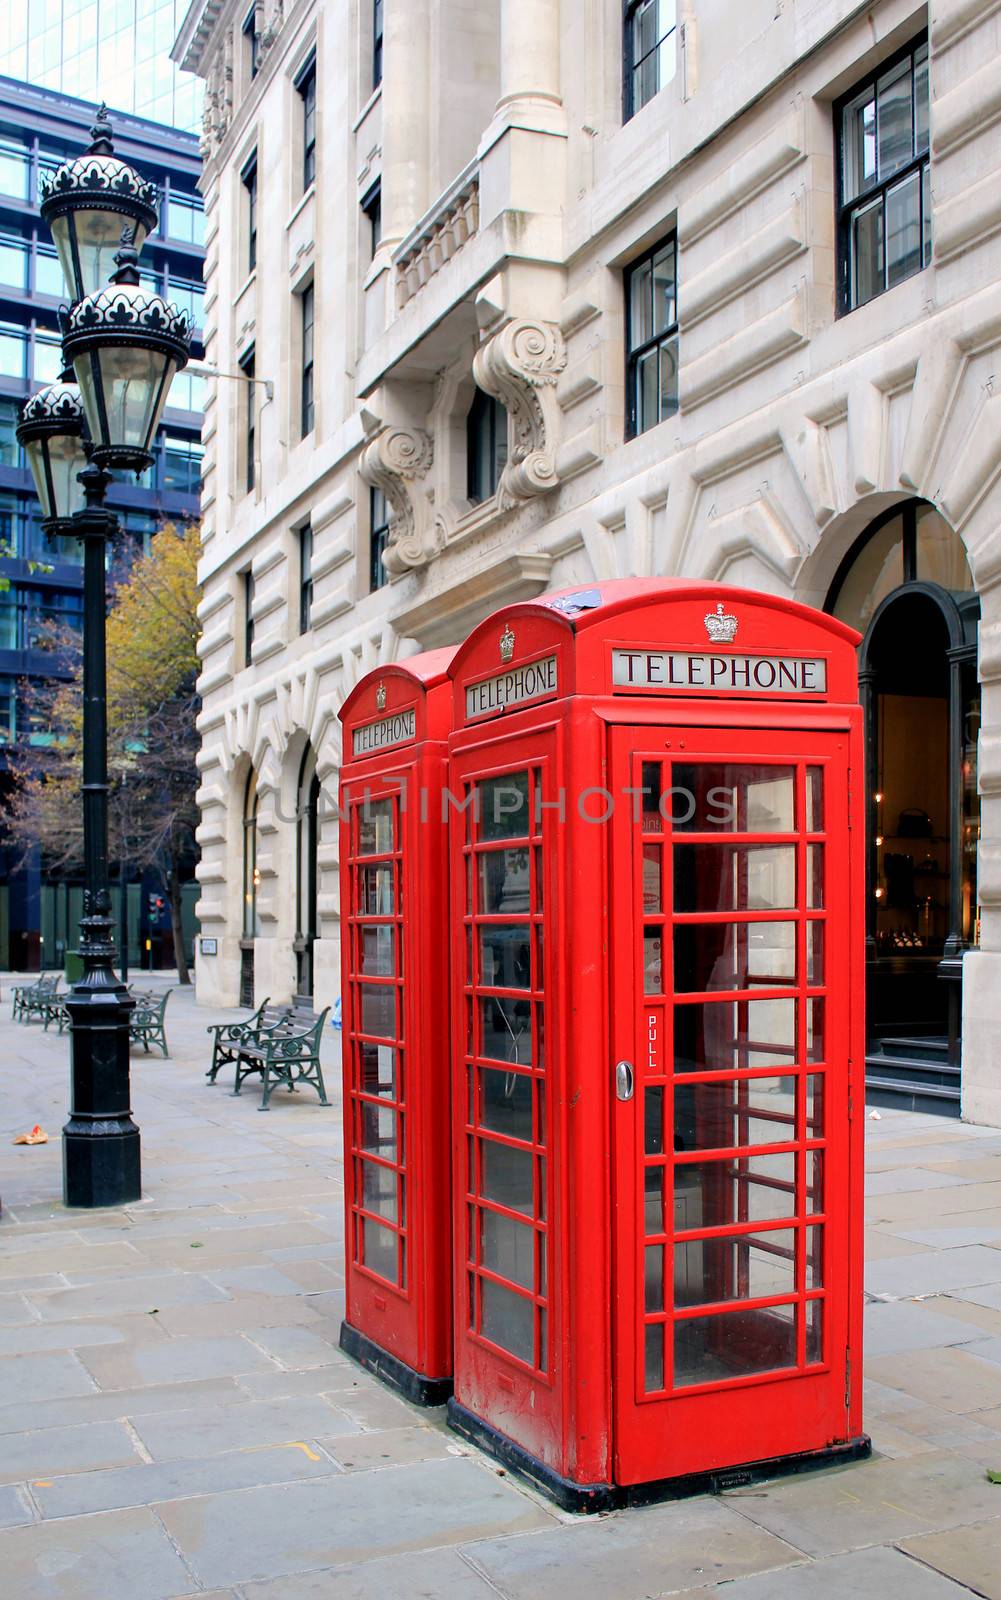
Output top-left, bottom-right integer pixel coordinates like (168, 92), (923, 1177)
(17, 108), (191, 1209)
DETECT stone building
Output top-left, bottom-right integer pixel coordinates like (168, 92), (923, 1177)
(174, 0), (1001, 1125)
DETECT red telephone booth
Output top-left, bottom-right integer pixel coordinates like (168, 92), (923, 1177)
(338, 649), (455, 1403)
(445, 580), (868, 1508)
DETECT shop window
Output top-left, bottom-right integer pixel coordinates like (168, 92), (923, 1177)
(370, 486), (390, 592)
(625, 233), (678, 438)
(299, 520), (313, 634)
(624, 0), (678, 122)
(466, 390), (508, 504)
(242, 154), (258, 274)
(297, 54), (317, 191)
(829, 501), (973, 634)
(837, 38), (930, 313)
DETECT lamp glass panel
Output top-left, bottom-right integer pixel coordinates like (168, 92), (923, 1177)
(51, 210), (151, 304)
(74, 345), (174, 457)
(24, 433), (88, 522)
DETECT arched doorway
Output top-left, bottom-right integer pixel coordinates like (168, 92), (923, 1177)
(294, 745), (320, 1005)
(240, 768), (260, 1007)
(827, 500), (980, 1112)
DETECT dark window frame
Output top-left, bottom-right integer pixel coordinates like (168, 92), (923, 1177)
(623, 0), (678, 123)
(361, 179), (382, 261)
(373, 0), (384, 90)
(239, 347), (256, 495)
(296, 54), (317, 191)
(242, 153), (258, 274)
(370, 485), (390, 592)
(835, 34), (931, 317)
(300, 282), (315, 438)
(243, 6), (260, 79)
(299, 521), (313, 634)
(243, 569), (255, 668)
(466, 389), (508, 505)
(624, 231), (679, 439)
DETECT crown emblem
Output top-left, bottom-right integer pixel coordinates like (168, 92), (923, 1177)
(375, 682), (387, 711)
(704, 602), (738, 643)
(499, 625), (515, 664)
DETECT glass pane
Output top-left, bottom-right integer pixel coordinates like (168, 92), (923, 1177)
(659, 337), (679, 419)
(807, 768), (824, 832)
(482, 1210), (535, 1291)
(877, 59), (914, 181)
(0, 235), (27, 290)
(636, 347), (658, 434)
(480, 1067), (534, 1142)
(362, 1217), (397, 1282)
(481, 1138), (535, 1215)
(359, 865), (393, 914)
(831, 510), (905, 632)
(807, 1299), (823, 1363)
(480, 995), (533, 1064)
(358, 798), (393, 855)
(807, 1225), (824, 1289)
(674, 1303), (796, 1386)
(478, 772), (530, 841)
(645, 1086), (664, 1155)
(645, 1322), (664, 1392)
(843, 91), (876, 201)
(675, 1075), (798, 1151)
(360, 984), (395, 1038)
(806, 1074), (824, 1136)
(922, 162), (932, 267)
(362, 1160), (398, 1222)
(480, 925), (531, 989)
(645, 1165), (664, 1233)
(886, 170), (921, 288)
(361, 1101), (396, 1160)
(675, 1227), (796, 1308)
(643, 846), (662, 911)
(674, 921), (797, 994)
(479, 847), (531, 912)
(807, 999), (825, 1063)
(807, 846), (824, 909)
(360, 1042), (398, 1100)
(672, 766), (794, 832)
(652, 241), (676, 334)
(644, 930), (664, 993)
(914, 47), (929, 153)
(807, 923), (825, 985)
(361, 925), (395, 976)
(852, 197), (883, 308)
(675, 845), (796, 912)
(916, 505), (973, 592)
(675, 997), (797, 1073)
(629, 258), (652, 350)
(645, 1244), (664, 1311)
(676, 1153), (797, 1229)
(481, 1277), (534, 1364)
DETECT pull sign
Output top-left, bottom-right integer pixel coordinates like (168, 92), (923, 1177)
(615, 1061), (635, 1101)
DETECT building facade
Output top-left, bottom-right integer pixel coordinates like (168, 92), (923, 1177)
(0, 1), (203, 135)
(177, 0), (1001, 1126)
(0, 76), (205, 969)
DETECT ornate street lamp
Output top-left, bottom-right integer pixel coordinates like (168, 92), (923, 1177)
(40, 105), (158, 307)
(17, 109), (192, 1209)
(15, 378), (90, 532)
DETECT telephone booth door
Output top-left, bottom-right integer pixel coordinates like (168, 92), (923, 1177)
(338, 651), (455, 1404)
(608, 724), (854, 1484)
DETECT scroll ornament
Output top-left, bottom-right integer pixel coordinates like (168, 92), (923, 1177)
(472, 319), (567, 508)
(359, 426), (436, 574)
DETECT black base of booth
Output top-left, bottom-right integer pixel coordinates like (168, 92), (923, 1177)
(339, 1321), (453, 1407)
(447, 1399), (872, 1514)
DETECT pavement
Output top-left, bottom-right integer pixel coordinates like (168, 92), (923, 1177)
(0, 976), (1000, 1599)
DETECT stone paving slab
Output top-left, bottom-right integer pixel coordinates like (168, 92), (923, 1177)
(3, 984), (1001, 1599)
(0, 1505), (195, 1600)
(155, 1456), (555, 1588)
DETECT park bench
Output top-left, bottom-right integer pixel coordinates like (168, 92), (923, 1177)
(12, 974), (61, 1023)
(233, 1005), (332, 1111)
(205, 997), (297, 1084)
(129, 989), (171, 1057)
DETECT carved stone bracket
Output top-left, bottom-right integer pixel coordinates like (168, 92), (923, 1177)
(472, 319), (568, 507)
(359, 426), (436, 575)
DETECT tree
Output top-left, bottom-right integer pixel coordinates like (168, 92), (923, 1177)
(5, 523), (201, 982)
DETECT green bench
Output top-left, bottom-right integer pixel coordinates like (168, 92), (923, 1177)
(129, 989), (171, 1057)
(12, 974), (61, 1023)
(205, 997), (293, 1084)
(233, 1006), (332, 1111)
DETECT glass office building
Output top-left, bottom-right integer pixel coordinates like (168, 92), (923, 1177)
(0, 1), (202, 135)
(0, 74), (205, 969)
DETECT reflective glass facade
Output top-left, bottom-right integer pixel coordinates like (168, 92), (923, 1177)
(0, 1), (202, 135)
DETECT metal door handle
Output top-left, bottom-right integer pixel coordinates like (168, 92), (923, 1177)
(615, 1060), (634, 1101)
